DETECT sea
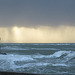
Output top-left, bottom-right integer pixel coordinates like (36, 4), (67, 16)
(0, 43), (75, 75)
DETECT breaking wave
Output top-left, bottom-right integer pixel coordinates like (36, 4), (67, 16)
(0, 50), (75, 73)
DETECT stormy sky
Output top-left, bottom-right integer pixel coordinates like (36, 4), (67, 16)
(0, 0), (75, 43)
(0, 0), (75, 27)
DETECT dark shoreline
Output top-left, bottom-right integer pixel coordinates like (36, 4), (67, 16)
(0, 71), (39, 75)
(0, 71), (74, 75)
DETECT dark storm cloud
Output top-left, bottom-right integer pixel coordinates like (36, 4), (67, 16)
(0, 0), (75, 27)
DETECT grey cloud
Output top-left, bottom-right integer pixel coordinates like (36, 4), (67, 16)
(0, 0), (75, 27)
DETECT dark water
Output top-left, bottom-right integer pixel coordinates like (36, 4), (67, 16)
(0, 43), (75, 74)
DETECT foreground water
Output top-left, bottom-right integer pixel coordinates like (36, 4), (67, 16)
(0, 43), (75, 74)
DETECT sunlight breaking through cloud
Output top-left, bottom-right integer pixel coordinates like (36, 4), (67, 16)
(0, 25), (75, 43)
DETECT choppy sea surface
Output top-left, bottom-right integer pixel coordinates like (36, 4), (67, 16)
(0, 43), (75, 74)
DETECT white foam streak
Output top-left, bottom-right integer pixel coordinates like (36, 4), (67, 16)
(0, 54), (34, 61)
(52, 64), (67, 66)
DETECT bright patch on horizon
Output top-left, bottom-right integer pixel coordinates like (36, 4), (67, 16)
(0, 25), (75, 43)
(12, 26), (22, 42)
